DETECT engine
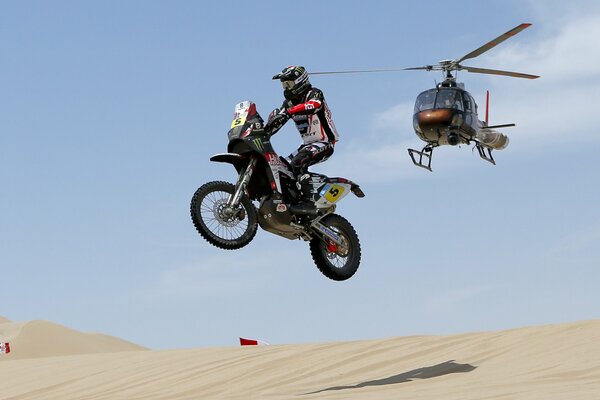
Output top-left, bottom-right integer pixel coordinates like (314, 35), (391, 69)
(257, 197), (298, 239)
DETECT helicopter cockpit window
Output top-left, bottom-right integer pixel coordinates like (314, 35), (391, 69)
(435, 90), (464, 111)
(463, 93), (472, 111)
(414, 90), (436, 113)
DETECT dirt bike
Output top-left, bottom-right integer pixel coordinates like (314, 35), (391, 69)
(190, 101), (365, 281)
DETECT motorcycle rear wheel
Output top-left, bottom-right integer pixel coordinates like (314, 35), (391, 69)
(190, 181), (258, 250)
(309, 214), (361, 281)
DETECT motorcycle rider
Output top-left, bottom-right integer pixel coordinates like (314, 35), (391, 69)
(267, 66), (340, 213)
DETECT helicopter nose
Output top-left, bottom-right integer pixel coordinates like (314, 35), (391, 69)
(416, 109), (453, 130)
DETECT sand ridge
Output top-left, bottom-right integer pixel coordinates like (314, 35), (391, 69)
(0, 319), (599, 399)
(0, 317), (147, 361)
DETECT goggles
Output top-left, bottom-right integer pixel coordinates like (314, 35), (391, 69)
(281, 80), (296, 90)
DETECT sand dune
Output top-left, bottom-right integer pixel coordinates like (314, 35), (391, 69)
(0, 317), (146, 361)
(1, 319), (599, 399)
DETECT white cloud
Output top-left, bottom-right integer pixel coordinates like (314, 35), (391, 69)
(485, 17), (600, 83)
(316, 101), (421, 182)
(372, 101), (414, 137)
(131, 242), (319, 302)
(159, 257), (256, 296)
(320, 139), (421, 183)
(546, 223), (600, 258)
(136, 251), (279, 300)
(478, 10), (600, 147)
(427, 285), (500, 312)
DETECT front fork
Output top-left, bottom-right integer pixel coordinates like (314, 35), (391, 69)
(227, 156), (257, 209)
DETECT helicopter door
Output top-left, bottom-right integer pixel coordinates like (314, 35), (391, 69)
(462, 92), (474, 126)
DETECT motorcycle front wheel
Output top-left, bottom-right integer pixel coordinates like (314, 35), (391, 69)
(190, 181), (258, 250)
(309, 214), (361, 281)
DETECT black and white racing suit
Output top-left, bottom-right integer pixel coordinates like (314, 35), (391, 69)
(281, 87), (340, 175)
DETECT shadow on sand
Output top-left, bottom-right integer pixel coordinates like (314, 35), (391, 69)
(305, 360), (476, 395)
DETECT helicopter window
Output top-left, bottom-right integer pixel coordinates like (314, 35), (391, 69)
(435, 90), (464, 110)
(463, 93), (472, 111)
(414, 90), (436, 113)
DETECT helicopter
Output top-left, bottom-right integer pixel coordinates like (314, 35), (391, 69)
(310, 23), (540, 171)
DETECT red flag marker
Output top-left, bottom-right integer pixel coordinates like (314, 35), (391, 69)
(239, 337), (269, 346)
(240, 338), (258, 346)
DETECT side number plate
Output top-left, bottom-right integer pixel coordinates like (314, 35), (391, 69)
(323, 184), (345, 203)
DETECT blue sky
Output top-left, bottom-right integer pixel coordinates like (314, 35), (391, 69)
(1, 1), (599, 349)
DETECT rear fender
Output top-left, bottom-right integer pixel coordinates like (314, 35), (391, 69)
(325, 177), (365, 198)
(314, 177), (364, 209)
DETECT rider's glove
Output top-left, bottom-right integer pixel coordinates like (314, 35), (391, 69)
(273, 107), (289, 118)
(266, 108), (290, 136)
(268, 108), (289, 124)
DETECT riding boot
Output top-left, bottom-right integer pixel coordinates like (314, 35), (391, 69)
(290, 174), (317, 215)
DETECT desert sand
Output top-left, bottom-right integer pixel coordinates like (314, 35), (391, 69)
(1, 317), (599, 399)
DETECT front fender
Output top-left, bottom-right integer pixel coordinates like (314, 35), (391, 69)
(210, 153), (248, 172)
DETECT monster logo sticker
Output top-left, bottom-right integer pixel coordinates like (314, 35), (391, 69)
(253, 138), (264, 151)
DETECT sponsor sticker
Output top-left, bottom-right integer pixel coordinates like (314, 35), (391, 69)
(320, 226), (340, 242)
(253, 138), (264, 150)
(241, 127), (252, 138)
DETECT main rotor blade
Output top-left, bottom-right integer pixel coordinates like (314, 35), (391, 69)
(309, 68), (408, 75)
(403, 66), (437, 71)
(461, 66), (540, 79)
(457, 23), (533, 64)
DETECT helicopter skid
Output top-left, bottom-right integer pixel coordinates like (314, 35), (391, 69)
(408, 146), (434, 172)
(475, 142), (496, 165)
(409, 142), (498, 171)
